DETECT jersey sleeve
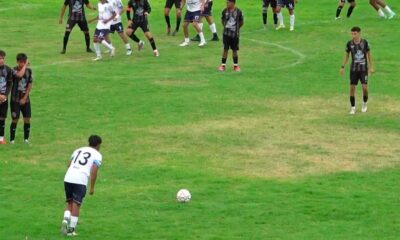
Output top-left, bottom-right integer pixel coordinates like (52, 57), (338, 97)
(239, 10), (244, 24)
(145, 0), (151, 14)
(365, 40), (370, 52)
(345, 41), (351, 53)
(28, 69), (33, 84)
(93, 153), (102, 167)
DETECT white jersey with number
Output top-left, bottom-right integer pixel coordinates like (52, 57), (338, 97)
(187, 0), (203, 12)
(96, 1), (115, 30)
(64, 146), (103, 186)
(109, 0), (124, 24)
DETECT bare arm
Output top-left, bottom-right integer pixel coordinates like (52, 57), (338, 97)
(59, 5), (67, 24)
(367, 51), (374, 74)
(20, 82), (32, 105)
(89, 164), (99, 195)
(14, 61), (28, 78)
(181, 0), (186, 9)
(340, 52), (350, 75)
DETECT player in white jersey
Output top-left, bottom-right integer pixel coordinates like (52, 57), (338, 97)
(179, 0), (207, 47)
(191, 0), (219, 42)
(61, 135), (103, 236)
(108, 0), (133, 55)
(88, 0), (117, 61)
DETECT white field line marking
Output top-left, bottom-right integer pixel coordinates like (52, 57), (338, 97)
(241, 37), (306, 69)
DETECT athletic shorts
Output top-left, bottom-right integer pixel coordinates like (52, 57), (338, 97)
(223, 35), (239, 51)
(350, 71), (368, 85)
(165, 0), (182, 9)
(184, 10), (201, 22)
(94, 29), (110, 40)
(0, 100), (8, 118)
(277, 0), (295, 9)
(202, 1), (213, 17)
(263, 0), (277, 8)
(341, 0), (355, 3)
(66, 19), (89, 32)
(110, 22), (124, 33)
(11, 101), (31, 119)
(64, 182), (87, 205)
(128, 21), (150, 33)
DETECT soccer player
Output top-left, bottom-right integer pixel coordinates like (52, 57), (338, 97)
(262, 0), (278, 29)
(218, 0), (244, 72)
(369, 0), (396, 19)
(335, 0), (356, 20)
(126, 0), (160, 57)
(60, 135), (103, 236)
(164, 0), (182, 36)
(340, 27), (374, 114)
(191, 0), (220, 42)
(276, 0), (297, 31)
(59, 0), (97, 54)
(108, 0), (133, 56)
(9, 53), (32, 144)
(0, 50), (13, 144)
(89, 0), (117, 61)
(179, 0), (207, 47)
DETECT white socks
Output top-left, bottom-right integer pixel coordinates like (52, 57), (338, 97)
(125, 43), (131, 50)
(377, 9), (386, 17)
(70, 216), (78, 229)
(63, 210), (71, 220)
(277, 12), (284, 26)
(199, 32), (206, 43)
(94, 43), (101, 57)
(290, 15), (295, 28)
(384, 6), (394, 15)
(100, 40), (114, 50)
(209, 23), (217, 34)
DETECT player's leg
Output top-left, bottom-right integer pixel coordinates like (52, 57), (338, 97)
(272, 0), (278, 27)
(164, 6), (172, 35)
(67, 184), (86, 236)
(21, 102), (31, 143)
(349, 71), (358, 114)
(276, 1), (285, 29)
(174, 5), (182, 35)
(78, 21), (92, 52)
(263, 0), (268, 27)
(219, 40), (229, 71)
(144, 30), (159, 57)
(61, 19), (75, 54)
(376, 0), (396, 18)
(288, 2), (295, 31)
(369, 0), (386, 18)
(93, 30), (103, 60)
(192, 12), (206, 46)
(116, 23), (132, 55)
(206, 16), (219, 41)
(346, 0), (356, 18)
(99, 30), (115, 57)
(61, 182), (73, 235)
(232, 38), (240, 71)
(180, 11), (191, 46)
(9, 101), (20, 143)
(336, 0), (346, 19)
(0, 101), (8, 144)
(361, 72), (369, 112)
(127, 24), (143, 50)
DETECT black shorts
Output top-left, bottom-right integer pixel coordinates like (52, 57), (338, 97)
(223, 35), (239, 51)
(263, 0), (277, 8)
(350, 71), (368, 85)
(129, 21), (150, 33)
(202, 1), (213, 17)
(165, 0), (182, 9)
(341, 0), (355, 2)
(11, 101), (31, 119)
(64, 182), (87, 205)
(66, 19), (89, 32)
(94, 29), (110, 40)
(277, 0), (295, 9)
(184, 10), (201, 22)
(0, 100), (8, 118)
(110, 22), (124, 33)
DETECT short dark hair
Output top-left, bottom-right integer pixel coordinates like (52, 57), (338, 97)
(88, 135), (102, 147)
(351, 26), (361, 32)
(228, 0), (236, 3)
(0, 50), (6, 57)
(16, 53), (28, 62)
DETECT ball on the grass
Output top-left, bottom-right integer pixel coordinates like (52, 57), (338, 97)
(176, 189), (191, 203)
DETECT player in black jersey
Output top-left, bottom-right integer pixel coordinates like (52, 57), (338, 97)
(263, 0), (278, 29)
(10, 53), (33, 143)
(335, 0), (356, 20)
(164, 0), (182, 36)
(340, 27), (374, 114)
(126, 0), (159, 57)
(59, 0), (97, 54)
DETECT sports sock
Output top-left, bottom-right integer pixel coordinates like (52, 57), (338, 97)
(84, 32), (90, 50)
(0, 119), (5, 139)
(176, 17), (181, 31)
(129, 34), (140, 43)
(184, 37), (190, 43)
(336, 6), (343, 18)
(209, 23), (217, 34)
(347, 6), (354, 17)
(100, 40), (113, 50)
(63, 31), (71, 50)
(350, 96), (355, 107)
(277, 12), (283, 26)
(273, 13), (278, 25)
(222, 58), (227, 65)
(377, 9), (386, 17)
(290, 15), (295, 28)
(149, 38), (157, 50)
(94, 43), (101, 57)
(23, 123), (30, 141)
(262, 13), (267, 25)
(70, 216), (78, 229)
(233, 56), (238, 66)
(64, 210), (71, 220)
(10, 122), (16, 141)
(384, 6), (394, 15)
(165, 15), (171, 28)
(199, 32), (205, 43)
(125, 43), (131, 50)
(363, 95), (368, 103)
(198, 22), (203, 31)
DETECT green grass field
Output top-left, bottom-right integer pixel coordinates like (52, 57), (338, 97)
(1, 0), (400, 239)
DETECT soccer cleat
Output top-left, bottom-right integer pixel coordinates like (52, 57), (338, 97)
(172, 30), (178, 36)
(335, 17), (341, 20)
(362, 103), (368, 113)
(191, 35), (200, 41)
(198, 41), (207, 47)
(138, 41), (145, 51)
(290, 26), (294, 31)
(110, 48), (115, 57)
(349, 107), (356, 115)
(86, 48), (94, 53)
(388, 12), (396, 19)
(275, 24), (285, 30)
(179, 41), (189, 47)
(0, 140), (7, 144)
(24, 139), (30, 144)
(60, 49), (66, 54)
(233, 65), (241, 72)
(93, 56), (102, 61)
(67, 231), (78, 237)
(210, 35), (219, 41)
(218, 65), (226, 72)
(10, 140), (15, 144)
(61, 220), (68, 235)
(126, 49), (132, 56)
(153, 50), (159, 57)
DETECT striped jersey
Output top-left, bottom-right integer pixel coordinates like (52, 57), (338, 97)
(64, 0), (89, 21)
(222, 7), (244, 38)
(346, 39), (370, 72)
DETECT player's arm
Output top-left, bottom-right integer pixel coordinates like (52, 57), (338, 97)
(181, 0), (186, 9)
(5, 69), (13, 96)
(340, 51), (350, 75)
(367, 50), (374, 74)
(88, 16), (98, 24)
(239, 11), (244, 28)
(20, 74), (32, 105)
(200, 0), (206, 12)
(144, 0), (151, 15)
(89, 164), (99, 195)
(14, 61), (29, 78)
(85, 0), (97, 11)
(59, 4), (67, 24)
(126, 3), (133, 25)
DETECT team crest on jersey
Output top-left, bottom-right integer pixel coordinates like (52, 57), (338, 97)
(72, 1), (83, 13)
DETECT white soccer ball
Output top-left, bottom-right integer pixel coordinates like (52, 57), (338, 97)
(176, 189), (191, 203)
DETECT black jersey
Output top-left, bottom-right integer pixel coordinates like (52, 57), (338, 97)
(127, 0), (151, 23)
(11, 67), (33, 102)
(64, 0), (89, 21)
(0, 65), (13, 95)
(222, 8), (244, 38)
(346, 39), (370, 72)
